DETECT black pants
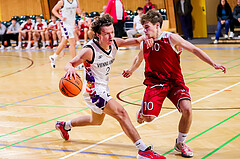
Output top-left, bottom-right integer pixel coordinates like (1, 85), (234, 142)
(180, 14), (193, 39)
(0, 34), (5, 46)
(5, 33), (19, 46)
(230, 18), (240, 32)
(114, 20), (125, 38)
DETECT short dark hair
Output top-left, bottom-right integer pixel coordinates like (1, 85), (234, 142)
(137, 7), (143, 11)
(11, 18), (17, 21)
(91, 13), (113, 40)
(141, 10), (163, 28)
(36, 15), (41, 19)
(26, 16), (31, 20)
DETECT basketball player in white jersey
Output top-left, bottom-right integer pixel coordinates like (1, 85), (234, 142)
(55, 14), (165, 159)
(49, 0), (81, 68)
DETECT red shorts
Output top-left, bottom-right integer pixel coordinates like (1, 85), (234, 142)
(141, 81), (191, 117)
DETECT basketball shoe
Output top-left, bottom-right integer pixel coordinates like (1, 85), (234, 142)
(49, 55), (56, 68)
(137, 146), (166, 159)
(174, 139), (193, 158)
(136, 107), (144, 124)
(55, 121), (70, 140)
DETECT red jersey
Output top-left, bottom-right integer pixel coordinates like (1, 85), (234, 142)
(20, 22), (34, 30)
(48, 22), (58, 30)
(34, 22), (47, 30)
(142, 31), (184, 85)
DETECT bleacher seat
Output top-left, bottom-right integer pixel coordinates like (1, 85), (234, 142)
(158, 9), (167, 20)
(30, 15), (36, 20)
(20, 16), (27, 21)
(125, 10), (133, 16)
(19, 20), (25, 25)
(11, 16), (20, 21)
(133, 10), (138, 16)
(2, 21), (10, 27)
(40, 14), (44, 19)
(125, 15), (134, 22)
(88, 12), (100, 18)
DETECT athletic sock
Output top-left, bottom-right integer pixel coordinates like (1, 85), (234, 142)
(34, 42), (38, 47)
(42, 41), (45, 47)
(64, 120), (72, 130)
(53, 53), (58, 59)
(135, 139), (148, 151)
(53, 40), (57, 45)
(177, 132), (188, 143)
(18, 41), (22, 46)
(46, 41), (50, 46)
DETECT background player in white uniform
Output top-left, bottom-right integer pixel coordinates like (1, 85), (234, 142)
(49, 0), (81, 68)
(55, 14), (165, 159)
(32, 15), (47, 49)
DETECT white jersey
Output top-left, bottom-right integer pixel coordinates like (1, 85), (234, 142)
(61, 0), (77, 28)
(82, 39), (118, 114)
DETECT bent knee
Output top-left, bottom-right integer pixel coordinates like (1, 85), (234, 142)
(143, 116), (155, 122)
(114, 108), (129, 121)
(179, 100), (192, 115)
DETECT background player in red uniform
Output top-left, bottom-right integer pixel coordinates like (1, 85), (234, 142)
(123, 10), (226, 158)
(16, 16), (34, 50)
(45, 15), (60, 48)
(32, 15), (47, 49)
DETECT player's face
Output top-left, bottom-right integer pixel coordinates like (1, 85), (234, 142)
(137, 10), (143, 15)
(98, 25), (114, 46)
(12, 20), (16, 25)
(51, 17), (56, 23)
(143, 21), (157, 38)
(238, 0), (240, 5)
(26, 19), (31, 24)
(36, 17), (41, 23)
(221, 0), (226, 6)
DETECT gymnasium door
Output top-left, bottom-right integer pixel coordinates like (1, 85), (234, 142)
(191, 0), (207, 38)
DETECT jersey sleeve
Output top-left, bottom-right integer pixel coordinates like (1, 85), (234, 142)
(20, 22), (26, 28)
(140, 41), (143, 50)
(167, 32), (182, 54)
(43, 22), (48, 28)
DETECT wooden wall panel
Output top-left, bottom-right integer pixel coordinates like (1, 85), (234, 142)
(79, 0), (166, 13)
(0, 0), (42, 21)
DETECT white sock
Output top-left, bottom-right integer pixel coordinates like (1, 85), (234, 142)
(42, 41), (45, 47)
(64, 120), (72, 130)
(34, 42), (38, 47)
(27, 41), (31, 47)
(76, 41), (80, 45)
(46, 41), (50, 45)
(18, 41), (22, 46)
(135, 139), (148, 151)
(53, 40), (57, 45)
(177, 132), (188, 143)
(53, 53), (58, 59)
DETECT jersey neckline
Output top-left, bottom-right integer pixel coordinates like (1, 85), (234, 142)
(93, 39), (112, 56)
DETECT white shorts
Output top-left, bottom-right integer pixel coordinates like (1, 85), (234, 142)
(82, 82), (113, 114)
(60, 21), (74, 39)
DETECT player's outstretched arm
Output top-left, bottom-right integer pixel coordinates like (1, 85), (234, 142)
(122, 50), (144, 78)
(76, 0), (82, 14)
(114, 36), (153, 48)
(64, 48), (93, 79)
(52, 1), (66, 21)
(170, 34), (227, 73)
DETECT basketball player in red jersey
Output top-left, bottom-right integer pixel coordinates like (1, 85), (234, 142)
(122, 10), (226, 158)
(45, 15), (61, 48)
(32, 15), (47, 49)
(16, 16), (34, 50)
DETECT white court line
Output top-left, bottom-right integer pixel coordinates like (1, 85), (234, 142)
(60, 81), (240, 159)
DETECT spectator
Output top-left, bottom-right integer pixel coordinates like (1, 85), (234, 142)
(100, 5), (107, 16)
(15, 16), (34, 50)
(4, 18), (20, 49)
(127, 7), (144, 38)
(79, 12), (92, 45)
(45, 15), (60, 48)
(32, 15), (47, 49)
(105, 0), (128, 38)
(214, 0), (233, 44)
(0, 21), (7, 50)
(143, 0), (155, 14)
(230, 0), (240, 37)
(176, 0), (193, 40)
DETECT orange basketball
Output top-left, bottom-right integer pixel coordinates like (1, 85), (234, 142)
(59, 75), (83, 97)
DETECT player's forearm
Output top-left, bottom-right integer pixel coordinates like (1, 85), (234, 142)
(129, 53), (143, 72)
(193, 48), (216, 67)
(64, 62), (75, 71)
(52, 9), (62, 20)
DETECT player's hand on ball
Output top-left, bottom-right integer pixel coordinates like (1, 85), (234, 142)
(144, 37), (154, 49)
(122, 69), (133, 78)
(213, 64), (227, 73)
(64, 67), (80, 80)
